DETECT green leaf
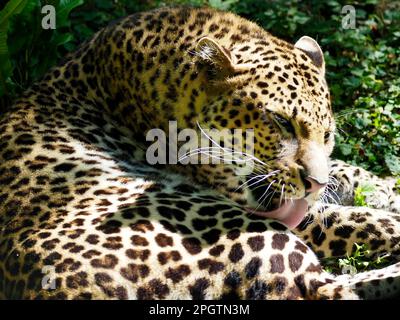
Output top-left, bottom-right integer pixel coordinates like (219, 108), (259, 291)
(354, 184), (375, 207)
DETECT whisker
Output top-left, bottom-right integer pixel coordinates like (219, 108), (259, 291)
(279, 182), (285, 208)
(264, 180), (280, 212)
(248, 179), (276, 214)
(234, 170), (281, 192)
(195, 121), (268, 166)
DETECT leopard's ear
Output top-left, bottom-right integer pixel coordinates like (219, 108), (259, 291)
(195, 37), (248, 76)
(295, 36), (325, 73)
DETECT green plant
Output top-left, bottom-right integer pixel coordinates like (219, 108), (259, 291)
(353, 183), (376, 207)
(323, 243), (391, 274)
(339, 243), (390, 271)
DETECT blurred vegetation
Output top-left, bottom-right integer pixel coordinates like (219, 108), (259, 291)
(322, 243), (392, 274)
(0, 0), (399, 176)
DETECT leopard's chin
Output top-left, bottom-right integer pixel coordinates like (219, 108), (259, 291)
(245, 198), (309, 229)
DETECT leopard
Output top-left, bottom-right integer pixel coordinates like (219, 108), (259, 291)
(0, 6), (399, 300)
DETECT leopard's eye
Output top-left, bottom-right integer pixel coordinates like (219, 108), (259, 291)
(272, 113), (295, 135)
(324, 131), (332, 143)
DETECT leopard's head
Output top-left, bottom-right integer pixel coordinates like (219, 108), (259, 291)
(190, 35), (335, 228)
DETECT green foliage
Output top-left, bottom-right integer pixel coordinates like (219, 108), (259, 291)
(353, 183), (375, 207)
(323, 243), (391, 274)
(0, 0), (399, 177)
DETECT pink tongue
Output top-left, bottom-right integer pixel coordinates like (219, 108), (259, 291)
(246, 199), (308, 229)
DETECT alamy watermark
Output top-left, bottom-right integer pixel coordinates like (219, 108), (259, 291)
(41, 5), (56, 30)
(39, 4), (358, 31)
(342, 5), (356, 29)
(41, 265), (56, 290)
(145, 121), (257, 176)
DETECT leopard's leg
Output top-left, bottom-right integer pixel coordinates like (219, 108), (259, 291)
(291, 202), (400, 299)
(294, 203), (400, 260)
(329, 159), (399, 213)
(318, 261), (400, 299)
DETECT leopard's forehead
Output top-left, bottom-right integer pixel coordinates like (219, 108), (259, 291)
(231, 40), (333, 130)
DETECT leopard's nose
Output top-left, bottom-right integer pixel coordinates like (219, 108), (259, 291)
(299, 168), (327, 193)
(303, 176), (327, 193)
